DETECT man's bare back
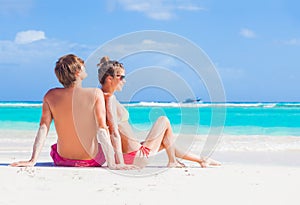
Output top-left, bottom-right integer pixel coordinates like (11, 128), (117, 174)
(45, 87), (102, 160)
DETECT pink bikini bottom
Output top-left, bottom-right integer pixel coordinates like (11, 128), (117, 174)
(50, 143), (106, 167)
(123, 145), (151, 165)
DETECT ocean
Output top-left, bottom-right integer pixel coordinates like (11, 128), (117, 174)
(1, 101), (299, 136)
(0, 101), (300, 161)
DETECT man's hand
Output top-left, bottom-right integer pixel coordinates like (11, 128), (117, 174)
(10, 160), (35, 167)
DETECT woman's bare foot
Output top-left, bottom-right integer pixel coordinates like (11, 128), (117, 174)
(176, 159), (186, 167)
(199, 158), (221, 168)
(167, 159), (185, 168)
(198, 160), (208, 168)
(207, 158), (221, 166)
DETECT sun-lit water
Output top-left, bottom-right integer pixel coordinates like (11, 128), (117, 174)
(1, 101), (300, 136)
(1, 101), (300, 154)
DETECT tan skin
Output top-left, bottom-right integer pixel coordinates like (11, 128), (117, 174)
(11, 64), (136, 170)
(101, 68), (221, 168)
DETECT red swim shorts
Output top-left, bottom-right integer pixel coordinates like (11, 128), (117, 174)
(50, 143), (106, 167)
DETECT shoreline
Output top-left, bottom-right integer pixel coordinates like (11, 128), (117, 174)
(1, 129), (299, 166)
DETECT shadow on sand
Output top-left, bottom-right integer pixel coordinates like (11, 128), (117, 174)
(0, 162), (55, 167)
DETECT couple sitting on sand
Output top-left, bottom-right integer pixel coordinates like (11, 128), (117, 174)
(11, 54), (220, 170)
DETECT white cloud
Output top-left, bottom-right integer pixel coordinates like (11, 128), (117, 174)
(283, 38), (300, 46)
(0, 36), (95, 65)
(15, 30), (46, 44)
(148, 11), (173, 20)
(108, 0), (205, 20)
(239, 28), (256, 39)
(0, 0), (33, 16)
(124, 1), (151, 11)
(177, 5), (205, 11)
(101, 39), (179, 57)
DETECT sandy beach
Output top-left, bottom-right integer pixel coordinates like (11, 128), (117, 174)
(0, 163), (299, 205)
(0, 130), (299, 205)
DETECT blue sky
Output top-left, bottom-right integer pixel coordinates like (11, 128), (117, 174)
(0, 0), (299, 102)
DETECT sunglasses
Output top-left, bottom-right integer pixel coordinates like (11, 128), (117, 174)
(115, 75), (125, 80)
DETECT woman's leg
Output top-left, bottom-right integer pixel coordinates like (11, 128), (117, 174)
(136, 116), (221, 168)
(173, 148), (207, 168)
(155, 132), (221, 168)
(157, 144), (221, 168)
(173, 148), (221, 167)
(141, 116), (181, 167)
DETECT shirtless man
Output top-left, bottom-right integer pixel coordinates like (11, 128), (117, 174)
(11, 54), (134, 170)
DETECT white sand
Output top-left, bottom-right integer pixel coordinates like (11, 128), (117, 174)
(1, 130), (300, 205)
(1, 162), (299, 205)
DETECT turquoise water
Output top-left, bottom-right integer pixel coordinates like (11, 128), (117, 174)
(0, 101), (300, 136)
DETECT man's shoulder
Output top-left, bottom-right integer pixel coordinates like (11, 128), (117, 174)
(77, 88), (104, 102)
(44, 87), (63, 96)
(83, 87), (102, 92)
(81, 87), (103, 95)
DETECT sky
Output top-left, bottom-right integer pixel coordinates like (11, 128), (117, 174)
(0, 0), (299, 102)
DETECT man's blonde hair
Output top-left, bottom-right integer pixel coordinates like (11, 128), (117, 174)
(55, 54), (84, 88)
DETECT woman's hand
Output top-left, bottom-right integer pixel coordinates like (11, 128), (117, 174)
(108, 163), (140, 170)
(103, 92), (113, 99)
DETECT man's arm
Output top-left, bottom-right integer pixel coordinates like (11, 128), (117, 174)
(11, 97), (52, 167)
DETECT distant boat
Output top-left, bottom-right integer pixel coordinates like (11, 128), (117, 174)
(183, 97), (202, 103)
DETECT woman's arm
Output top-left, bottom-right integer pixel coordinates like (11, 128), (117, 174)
(95, 90), (136, 169)
(105, 94), (125, 165)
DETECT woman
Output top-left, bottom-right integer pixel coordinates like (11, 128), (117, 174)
(97, 56), (220, 168)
